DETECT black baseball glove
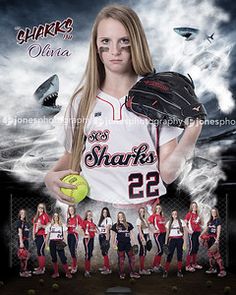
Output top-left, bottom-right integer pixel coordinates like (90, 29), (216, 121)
(131, 244), (139, 255)
(163, 244), (170, 255)
(125, 71), (207, 128)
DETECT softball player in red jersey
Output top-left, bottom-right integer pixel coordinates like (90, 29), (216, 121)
(45, 5), (202, 208)
(17, 209), (31, 277)
(97, 207), (113, 274)
(67, 205), (83, 274)
(136, 207), (151, 275)
(45, 212), (72, 279)
(200, 207), (226, 277)
(163, 209), (188, 278)
(184, 201), (202, 272)
(82, 210), (97, 277)
(32, 203), (50, 275)
(148, 204), (166, 272)
(111, 211), (140, 280)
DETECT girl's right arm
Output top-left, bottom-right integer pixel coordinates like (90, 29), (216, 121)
(44, 151), (78, 204)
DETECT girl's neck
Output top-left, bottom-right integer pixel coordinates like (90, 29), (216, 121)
(102, 71), (138, 99)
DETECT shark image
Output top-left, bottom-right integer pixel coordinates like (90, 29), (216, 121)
(173, 27), (214, 43)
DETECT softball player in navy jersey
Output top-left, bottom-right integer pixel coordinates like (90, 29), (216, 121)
(97, 207), (113, 274)
(200, 207), (226, 277)
(17, 209), (31, 277)
(163, 209), (187, 278)
(184, 201), (202, 272)
(45, 212), (72, 279)
(32, 203), (50, 275)
(67, 205), (83, 274)
(136, 207), (151, 275)
(82, 210), (97, 277)
(45, 5), (202, 209)
(111, 211), (140, 279)
(148, 204), (166, 272)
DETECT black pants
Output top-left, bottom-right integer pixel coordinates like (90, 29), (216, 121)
(67, 233), (78, 259)
(137, 233), (148, 256)
(167, 238), (183, 262)
(83, 237), (94, 260)
(49, 240), (67, 264)
(188, 231), (200, 255)
(35, 235), (45, 256)
(154, 232), (166, 256)
(99, 234), (110, 256)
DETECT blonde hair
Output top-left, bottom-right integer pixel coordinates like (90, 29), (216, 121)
(138, 207), (148, 229)
(117, 211), (129, 230)
(51, 212), (63, 226)
(189, 201), (198, 213)
(33, 203), (47, 223)
(68, 4), (154, 171)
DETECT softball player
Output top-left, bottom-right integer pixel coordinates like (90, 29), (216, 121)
(111, 211), (140, 279)
(136, 207), (151, 275)
(32, 203), (50, 275)
(200, 207), (226, 277)
(45, 5), (202, 208)
(97, 207), (112, 275)
(82, 210), (97, 277)
(163, 209), (187, 278)
(148, 204), (166, 273)
(184, 201), (202, 272)
(67, 205), (83, 274)
(17, 209), (31, 277)
(45, 212), (72, 279)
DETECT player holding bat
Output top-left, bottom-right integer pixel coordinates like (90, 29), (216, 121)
(44, 4), (205, 207)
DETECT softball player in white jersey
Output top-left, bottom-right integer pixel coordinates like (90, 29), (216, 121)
(44, 5), (202, 206)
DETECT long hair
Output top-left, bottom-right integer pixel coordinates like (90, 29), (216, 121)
(117, 211), (128, 230)
(84, 210), (93, 221)
(67, 205), (76, 221)
(67, 4), (154, 171)
(33, 203), (47, 223)
(189, 201), (198, 214)
(168, 209), (183, 234)
(98, 207), (111, 227)
(51, 213), (63, 226)
(138, 207), (148, 229)
(207, 207), (220, 225)
(153, 204), (163, 216)
(18, 209), (27, 222)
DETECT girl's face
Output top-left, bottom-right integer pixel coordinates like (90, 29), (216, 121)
(172, 211), (178, 219)
(156, 205), (162, 214)
(54, 213), (59, 223)
(38, 204), (44, 214)
(20, 210), (26, 219)
(102, 209), (108, 218)
(118, 213), (124, 222)
(87, 212), (93, 220)
(69, 206), (75, 216)
(96, 18), (132, 75)
(139, 208), (145, 217)
(211, 209), (217, 218)
(192, 203), (198, 212)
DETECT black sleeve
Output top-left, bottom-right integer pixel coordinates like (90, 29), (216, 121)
(128, 222), (134, 231)
(16, 220), (22, 231)
(111, 223), (117, 233)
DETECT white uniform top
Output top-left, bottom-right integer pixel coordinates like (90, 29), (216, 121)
(166, 219), (186, 237)
(46, 223), (67, 240)
(63, 88), (183, 205)
(98, 217), (113, 234)
(136, 217), (149, 234)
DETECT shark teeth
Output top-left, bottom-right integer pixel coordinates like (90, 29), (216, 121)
(42, 92), (60, 108)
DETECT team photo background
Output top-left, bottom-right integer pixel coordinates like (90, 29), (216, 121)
(0, 0), (236, 293)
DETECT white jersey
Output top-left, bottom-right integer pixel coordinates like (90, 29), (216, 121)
(166, 219), (186, 237)
(98, 217), (113, 234)
(136, 217), (149, 234)
(63, 88), (183, 205)
(46, 223), (67, 240)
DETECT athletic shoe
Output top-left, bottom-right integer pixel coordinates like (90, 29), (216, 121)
(185, 265), (196, 272)
(130, 272), (141, 279)
(71, 267), (78, 274)
(34, 267), (45, 272)
(120, 273), (125, 280)
(33, 268), (45, 275)
(101, 269), (112, 275)
(84, 271), (91, 278)
(162, 271), (168, 278)
(177, 270), (183, 278)
(20, 272), (32, 278)
(152, 266), (162, 273)
(139, 269), (151, 275)
(66, 272), (72, 279)
(205, 268), (217, 274)
(192, 264), (203, 269)
(51, 273), (59, 279)
(217, 270), (227, 278)
(99, 266), (106, 272)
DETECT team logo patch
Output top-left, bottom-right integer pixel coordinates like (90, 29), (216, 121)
(95, 112), (102, 117)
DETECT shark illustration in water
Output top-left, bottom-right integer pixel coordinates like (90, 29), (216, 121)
(173, 27), (214, 43)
